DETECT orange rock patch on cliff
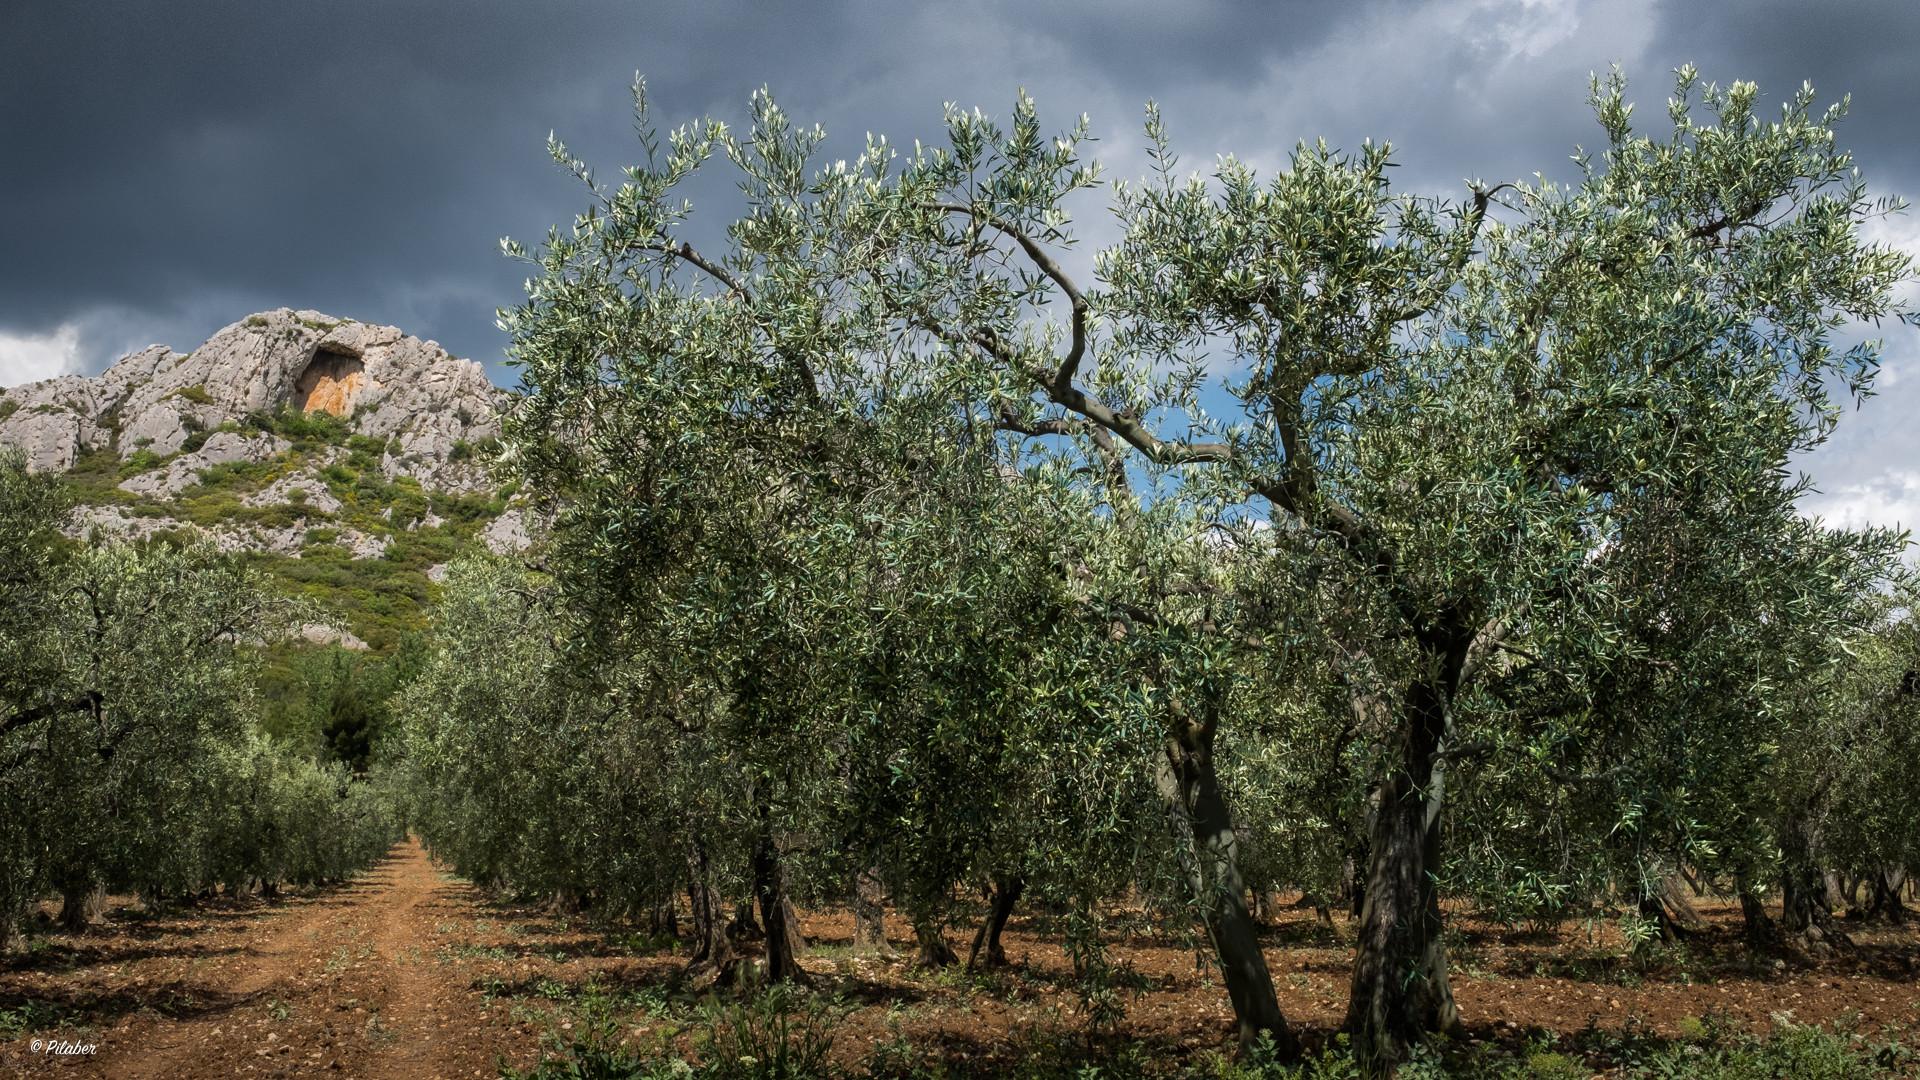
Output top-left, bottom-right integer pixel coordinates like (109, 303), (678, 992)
(296, 350), (366, 416)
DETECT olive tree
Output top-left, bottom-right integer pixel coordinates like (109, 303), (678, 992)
(488, 68), (1911, 1067)
(0, 448), (399, 944)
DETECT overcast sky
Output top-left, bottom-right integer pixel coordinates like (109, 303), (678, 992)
(3, 0), (1915, 530)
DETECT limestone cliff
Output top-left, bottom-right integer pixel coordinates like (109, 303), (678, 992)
(0, 308), (504, 491)
(0, 310), (540, 593)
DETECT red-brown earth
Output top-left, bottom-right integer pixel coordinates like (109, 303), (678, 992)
(3, 840), (1917, 1078)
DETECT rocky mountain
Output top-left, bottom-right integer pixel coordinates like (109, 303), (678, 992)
(0, 309), (536, 651)
(1, 308), (502, 481)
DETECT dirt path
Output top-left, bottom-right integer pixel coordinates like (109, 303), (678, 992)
(4, 840), (539, 1080)
(6, 847), (1918, 1076)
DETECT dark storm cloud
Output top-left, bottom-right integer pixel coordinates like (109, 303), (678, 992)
(5, 0), (1917, 525)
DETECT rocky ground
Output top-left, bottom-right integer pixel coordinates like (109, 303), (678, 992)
(4, 843), (1918, 1079)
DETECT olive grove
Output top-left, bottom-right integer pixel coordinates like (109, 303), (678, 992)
(387, 67), (1911, 1075)
(0, 449), (404, 947)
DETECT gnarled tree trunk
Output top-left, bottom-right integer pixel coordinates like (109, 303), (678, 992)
(683, 841), (736, 981)
(1637, 876), (1704, 945)
(911, 922), (958, 968)
(967, 874), (1023, 969)
(1737, 885), (1777, 948)
(1866, 868), (1907, 925)
(57, 877), (105, 934)
(1344, 668), (1464, 1075)
(1779, 805), (1850, 953)
(1157, 694), (1298, 1059)
(751, 824), (809, 984)
(852, 865), (895, 954)
(1781, 864), (1851, 950)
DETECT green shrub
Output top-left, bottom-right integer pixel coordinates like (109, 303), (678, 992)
(170, 384), (215, 406)
(242, 402), (350, 445)
(0, 397), (17, 422)
(119, 449), (168, 477)
(506, 984), (846, 1080)
(194, 460), (271, 490)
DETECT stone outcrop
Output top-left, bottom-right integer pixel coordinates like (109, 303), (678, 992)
(67, 505), (311, 557)
(0, 309), (504, 488)
(118, 431), (292, 499)
(0, 308), (544, 563)
(296, 624), (370, 651)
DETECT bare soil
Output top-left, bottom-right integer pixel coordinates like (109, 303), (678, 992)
(4, 841), (1917, 1078)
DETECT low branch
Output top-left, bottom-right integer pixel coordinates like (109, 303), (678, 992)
(0, 690), (104, 739)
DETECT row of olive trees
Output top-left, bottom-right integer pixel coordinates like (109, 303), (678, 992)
(0, 450), (404, 948)
(397, 66), (1912, 1075)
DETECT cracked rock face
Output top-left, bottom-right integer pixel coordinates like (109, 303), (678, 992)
(63, 505), (311, 558)
(479, 507), (544, 554)
(119, 431), (292, 499)
(0, 308), (505, 489)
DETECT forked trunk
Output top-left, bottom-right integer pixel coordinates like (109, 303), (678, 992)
(911, 921), (959, 968)
(967, 874), (1023, 969)
(852, 865), (895, 954)
(751, 825), (810, 985)
(1866, 868), (1908, 925)
(1157, 698), (1298, 1059)
(683, 841), (737, 980)
(1343, 675), (1462, 1075)
(1781, 864), (1851, 951)
(56, 878), (105, 934)
(1779, 805), (1850, 953)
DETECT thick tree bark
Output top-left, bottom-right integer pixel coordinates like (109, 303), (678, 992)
(1781, 865), (1851, 951)
(56, 878), (105, 934)
(728, 900), (765, 941)
(1637, 883), (1684, 944)
(1664, 877), (1705, 929)
(852, 865), (895, 954)
(1737, 886), (1776, 948)
(1636, 876), (1704, 944)
(1779, 805), (1851, 952)
(1824, 870), (1850, 914)
(912, 922), (959, 968)
(1866, 868), (1908, 925)
(967, 874), (1023, 969)
(1343, 671), (1464, 1074)
(683, 841), (737, 980)
(1254, 890), (1281, 924)
(751, 826), (810, 985)
(1157, 699), (1299, 1059)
